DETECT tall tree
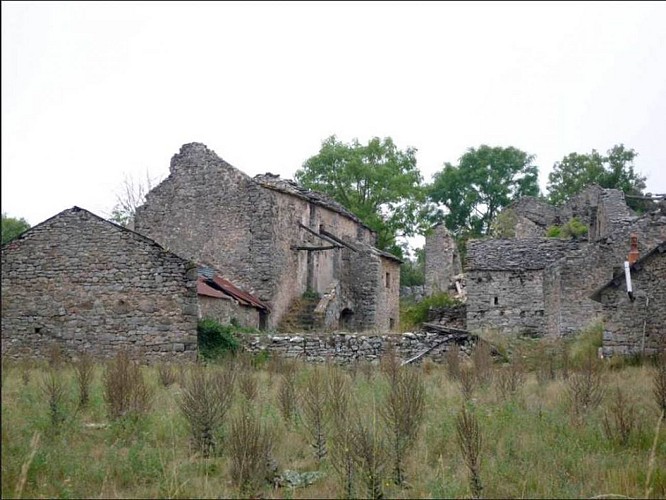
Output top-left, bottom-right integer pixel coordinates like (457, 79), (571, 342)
(428, 145), (540, 238)
(295, 135), (428, 254)
(2, 213), (31, 244)
(546, 144), (646, 207)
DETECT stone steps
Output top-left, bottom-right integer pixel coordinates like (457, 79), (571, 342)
(277, 294), (320, 333)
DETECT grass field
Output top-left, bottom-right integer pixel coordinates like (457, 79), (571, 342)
(1, 339), (665, 499)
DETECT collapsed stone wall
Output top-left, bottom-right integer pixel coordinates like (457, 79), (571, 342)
(598, 246), (666, 357)
(241, 331), (477, 364)
(1, 207), (199, 362)
(424, 224), (461, 295)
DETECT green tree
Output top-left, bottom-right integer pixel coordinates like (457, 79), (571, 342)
(428, 145), (540, 238)
(2, 213), (31, 244)
(295, 135), (428, 254)
(400, 247), (425, 287)
(546, 144), (646, 207)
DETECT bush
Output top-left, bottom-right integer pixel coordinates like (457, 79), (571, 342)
(546, 217), (589, 239)
(400, 292), (462, 331)
(197, 318), (241, 360)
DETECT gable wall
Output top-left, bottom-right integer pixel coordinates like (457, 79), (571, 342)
(1, 209), (199, 361)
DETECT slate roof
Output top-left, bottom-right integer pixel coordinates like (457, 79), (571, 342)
(253, 173), (367, 228)
(466, 238), (585, 271)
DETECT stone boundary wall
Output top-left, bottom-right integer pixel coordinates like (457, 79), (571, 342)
(240, 331), (477, 364)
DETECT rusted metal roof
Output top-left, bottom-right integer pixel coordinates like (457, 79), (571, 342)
(197, 266), (270, 311)
(197, 278), (231, 299)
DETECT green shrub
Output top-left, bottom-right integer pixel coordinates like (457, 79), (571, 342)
(197, 319), (241, 360)
(546, 217), (588, 239)
(400, 293), (461, 331)
(546, 225), (562, 238)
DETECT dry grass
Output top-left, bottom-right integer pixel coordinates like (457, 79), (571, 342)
(300, 365), (329, 464)
(1, 348), (665, 499)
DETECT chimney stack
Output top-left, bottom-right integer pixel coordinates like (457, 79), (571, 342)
(627, 233), (640, 265)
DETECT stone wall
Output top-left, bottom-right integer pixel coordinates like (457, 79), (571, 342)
(135, 143), (399, 332)
(424, 224), (461, 295)
(241, 331), (477, 364)
(1, 207), (199, 361)
(198, 296), (261, 330)
(466, 269), (546, 336)
(597, 245), (666, 356)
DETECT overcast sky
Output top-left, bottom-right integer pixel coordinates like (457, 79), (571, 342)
(3, 1), (666, 230)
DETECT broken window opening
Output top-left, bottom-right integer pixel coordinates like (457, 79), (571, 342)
(385, 272), (391, 288)
(493, 296), (499, 305)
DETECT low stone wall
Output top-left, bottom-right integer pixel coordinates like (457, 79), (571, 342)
(241, 331), (477, 364)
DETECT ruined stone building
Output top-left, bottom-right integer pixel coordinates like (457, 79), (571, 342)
(134, 142), (401, 332)
(1, 207), (271, 360)
(426, 186), (666, 347)
(591, 241), (666, 357)
(1, 207), (200, 360)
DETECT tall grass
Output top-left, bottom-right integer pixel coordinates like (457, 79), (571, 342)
(1, 343), (665, 499)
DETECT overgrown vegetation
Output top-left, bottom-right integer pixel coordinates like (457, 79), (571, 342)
(2, 341), (665, 499)
(546, 216), (589, 239)
(400, 292), (462, 331)
(197, 318), (249, 360)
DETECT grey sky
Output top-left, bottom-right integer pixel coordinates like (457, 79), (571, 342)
(3, 1), (666, 231)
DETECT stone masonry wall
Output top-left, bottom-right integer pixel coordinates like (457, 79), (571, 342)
(1, 207), (199, 361)
(198, 296), (261, 330)
(599, 249), (666, 356)
(466, 269), (546, 336)
(241, 331), (477, 364)
(135, 143), (397, 332)
(424, 224), (461, 295)
(135, 143), (257, 295)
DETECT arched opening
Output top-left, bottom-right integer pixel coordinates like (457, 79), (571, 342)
(339, 308), (354, 330)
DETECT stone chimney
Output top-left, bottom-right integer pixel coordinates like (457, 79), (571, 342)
(627, 233), (639, 265)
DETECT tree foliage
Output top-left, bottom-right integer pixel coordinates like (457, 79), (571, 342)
(428, 145), (540, 238)
(546, 144), (646, 207)
(400, 247), (425, 287)
(295, 135), (428, 254)
(1, 213), (31, 244)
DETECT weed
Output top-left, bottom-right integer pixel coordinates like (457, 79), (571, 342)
(179, 365), (235, 457)
(156, 362), (178, 387)
(602, 386), (637, 446)
(653, 351), (666, 413)
(73, 353), (94, 408)
(351, 408), (387, 500)
(228, 405), (276, 495)
(446, 344), (461, 381)
(102, 350), (153, 421)
(456, 403), (483, 499)
(495, 361), (525, 400)
(238, 368), (258, 402)
(567, 354), (605, 424)
(472, 341), (494, 387)
(300, 366), (329, 464)
(277, 368), (299, 426)
(381, 366), (425, 486)
(41, 367), (68, 430)
(459, 365), (477, 401)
